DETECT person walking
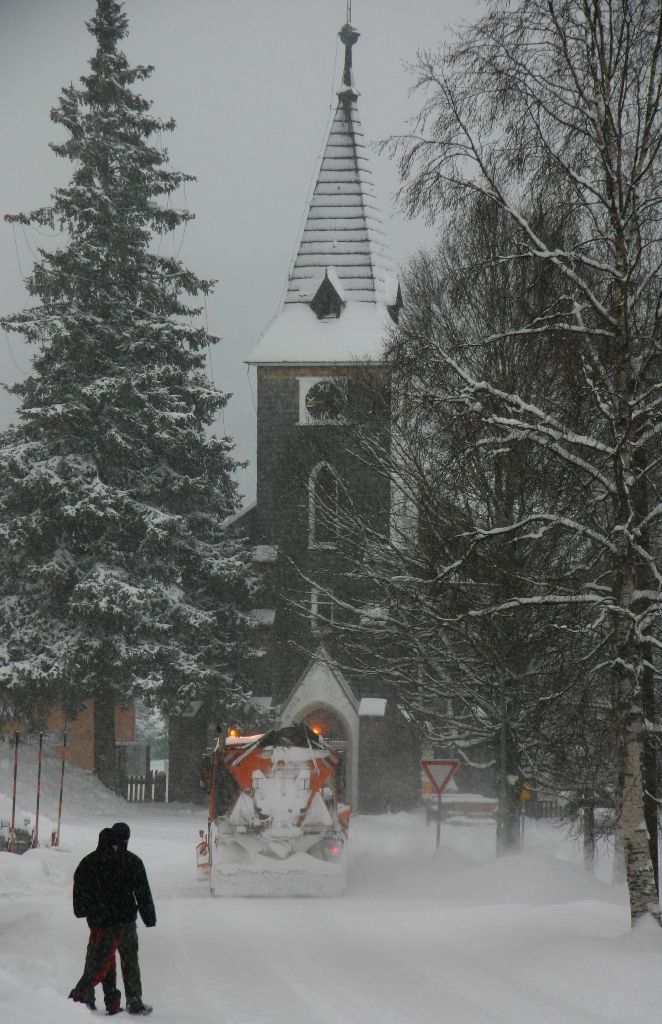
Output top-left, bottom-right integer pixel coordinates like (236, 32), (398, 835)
(69, 823), (156, 1016)
(109, 821), (156, 1016)
(68, 827), (125, 1014)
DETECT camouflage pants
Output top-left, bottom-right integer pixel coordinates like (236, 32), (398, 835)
(118, 920), (143, 1003)
(70, 925), (124, 1012)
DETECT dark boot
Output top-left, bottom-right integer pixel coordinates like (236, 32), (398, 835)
(104, 985), (122, 1014)
(126, 1001), (152, 1016)
(69, 987), (96, 1010)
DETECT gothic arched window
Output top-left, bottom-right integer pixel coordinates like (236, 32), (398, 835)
(309, 462), (339, 548)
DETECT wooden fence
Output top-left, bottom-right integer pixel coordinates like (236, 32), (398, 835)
(523, 797), (560, 819)
(122, 770), (167, 803)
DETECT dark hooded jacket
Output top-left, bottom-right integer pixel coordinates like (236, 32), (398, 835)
(73, 828), (156, 929)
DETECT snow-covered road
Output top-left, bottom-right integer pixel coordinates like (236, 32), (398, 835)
(122, 810), (648, 1024)
(2, 749), (662, 1024)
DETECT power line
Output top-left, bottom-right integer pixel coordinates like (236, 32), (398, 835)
(2, 327), (29, 376)
(11, 224), (26, 283)
(246, 364), (256, 414)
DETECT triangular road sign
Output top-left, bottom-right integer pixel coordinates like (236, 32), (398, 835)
(421, 758), (459, 796)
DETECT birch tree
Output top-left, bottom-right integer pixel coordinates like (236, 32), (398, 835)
(315, 197), (601, 854)
(390, 0), (662, 923)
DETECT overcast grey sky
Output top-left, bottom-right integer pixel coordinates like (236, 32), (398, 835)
(0, 0), (474, 502)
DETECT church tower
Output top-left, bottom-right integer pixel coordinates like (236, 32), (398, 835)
(245, 21), (416, 811)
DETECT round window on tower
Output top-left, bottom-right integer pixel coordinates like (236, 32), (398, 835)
(304, 379), (344, 422)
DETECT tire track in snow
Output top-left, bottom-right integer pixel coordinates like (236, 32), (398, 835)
(149, 868), (282, 1023)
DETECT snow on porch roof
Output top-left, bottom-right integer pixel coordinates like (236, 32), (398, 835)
(358, 697), (387, 717)
(247, 608), (276, 627)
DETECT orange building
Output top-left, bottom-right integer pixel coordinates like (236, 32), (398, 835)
(3, 700), (135, 771)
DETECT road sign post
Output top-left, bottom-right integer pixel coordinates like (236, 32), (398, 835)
(520, 779), (533, 850)
(421, 759), (460, 851)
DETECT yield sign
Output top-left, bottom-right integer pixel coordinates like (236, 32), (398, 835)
(421, 758), (459, 796)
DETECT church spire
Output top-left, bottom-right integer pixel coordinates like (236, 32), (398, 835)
(283, 21), (398, 313)
(250, 19), (401, 365)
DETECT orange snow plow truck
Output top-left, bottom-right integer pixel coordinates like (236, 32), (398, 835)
(196, 724), (350, 896)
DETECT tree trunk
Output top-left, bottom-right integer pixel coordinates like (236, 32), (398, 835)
(583, 804), (596, 873)
(612, 324), (658, 923)
(612, 826), (626, 886)
(496, 777), (521, 856)
(496, 691), (520, 856)
(94, 695), (119, 793)
(640, 658), (659, 895)
(633, 472), (659, 894)
(618, 713), (659, 924)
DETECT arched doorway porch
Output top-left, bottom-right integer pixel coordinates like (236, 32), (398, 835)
(278, 652), (360, 808)
(299, 706), (349, 802)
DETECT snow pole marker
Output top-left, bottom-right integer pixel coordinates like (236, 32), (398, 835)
(519, 778), (532, 850)
(52, 728), (67, 847)
(31, 731), (44, 849)
(7, 732), (19, 854)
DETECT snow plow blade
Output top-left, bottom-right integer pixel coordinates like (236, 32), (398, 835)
(200, 724), (350, 897)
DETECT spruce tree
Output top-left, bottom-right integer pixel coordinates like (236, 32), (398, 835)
(0, 0), (253, 788)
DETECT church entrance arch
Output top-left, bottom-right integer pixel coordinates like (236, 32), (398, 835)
(298, 706), (350, 802)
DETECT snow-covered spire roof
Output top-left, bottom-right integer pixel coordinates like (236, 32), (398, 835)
(284, 22), (396, 309)
(249, 22), (400, 367)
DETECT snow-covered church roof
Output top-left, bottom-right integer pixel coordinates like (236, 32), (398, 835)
(249, 22), (400, 367)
